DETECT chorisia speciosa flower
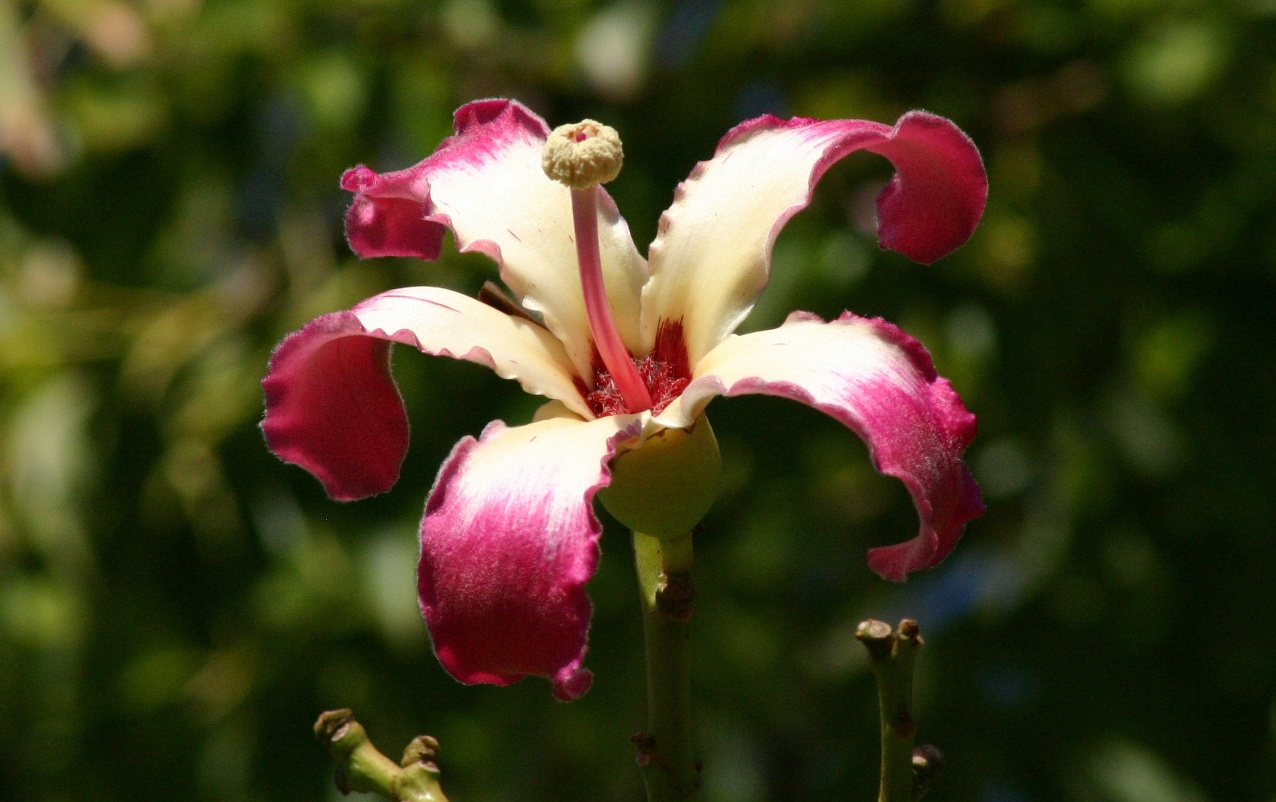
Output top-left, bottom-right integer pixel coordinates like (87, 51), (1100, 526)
(262, 99), (987, 701)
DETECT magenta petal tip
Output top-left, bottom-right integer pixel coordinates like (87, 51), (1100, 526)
(261, 311), (409, 501)
(553, 667), (594, 702)
(417, 416), (639, 700)
(679, 311), (982, 582)
(872, 111), (988, 265)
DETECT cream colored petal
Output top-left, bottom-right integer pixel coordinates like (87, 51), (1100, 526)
(641, 112), (986, 364)
(343, 100), (648, 379)
(353, 286), (591, 418)
(666, 312), (982, 580)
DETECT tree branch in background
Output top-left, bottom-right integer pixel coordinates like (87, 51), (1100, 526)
(857, 619), (942, 802)
(314, 709), (450, 802)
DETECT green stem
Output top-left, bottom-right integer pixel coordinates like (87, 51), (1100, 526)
(856, 619), (922, 802)
(314, 709), (450, 802)
(633, 531), (699, 801)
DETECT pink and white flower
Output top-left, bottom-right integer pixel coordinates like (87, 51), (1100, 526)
(261, 99), (987, 701)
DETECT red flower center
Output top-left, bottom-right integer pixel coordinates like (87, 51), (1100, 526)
(579, 320), (691, 417)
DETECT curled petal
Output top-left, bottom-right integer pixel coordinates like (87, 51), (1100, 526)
(344, 189), (447, 260)
(262, 313), (406, 501)
(641, 111), (987, 363)
(664, 312), (983, 580)
(262, 287), (587, 500)
(419, 412), (642, 700)
(342, 100), (648, 379)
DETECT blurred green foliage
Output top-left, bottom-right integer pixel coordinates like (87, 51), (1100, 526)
(1, 0), (1274, 800)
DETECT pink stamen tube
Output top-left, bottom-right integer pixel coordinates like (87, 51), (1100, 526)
(571, 186), (653, 412)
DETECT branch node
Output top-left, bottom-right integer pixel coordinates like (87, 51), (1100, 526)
(856, 619), (927, 802)
(402, 735), (441, 768)
(656, 570), (695, 621)
(631, 732), (671, 773)
(315, 708), (367, 758)
(891, 713), (917, 739)
(855, 619), (895, 662)
(912, 744), (945, 799)
(314, 709), (450, 802)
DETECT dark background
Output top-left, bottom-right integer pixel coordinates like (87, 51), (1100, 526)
(1, 0), (1273, 800)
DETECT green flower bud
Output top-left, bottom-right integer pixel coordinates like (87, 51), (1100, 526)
(600, 417), (722, 540)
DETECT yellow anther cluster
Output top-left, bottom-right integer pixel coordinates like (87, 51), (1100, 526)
(541, 120), (623, 189)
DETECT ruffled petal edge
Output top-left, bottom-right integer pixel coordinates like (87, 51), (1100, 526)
(662, 311), (982, 579)
(262, 310), (408, 500)
(418, 412), (642, 700)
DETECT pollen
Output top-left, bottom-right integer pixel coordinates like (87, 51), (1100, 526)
(542, 120), (624, 189)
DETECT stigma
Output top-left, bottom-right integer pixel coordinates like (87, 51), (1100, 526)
(542, 120), (624, 189)
(542, 119), (653, 412)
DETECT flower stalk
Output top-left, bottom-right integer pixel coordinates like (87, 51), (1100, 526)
(634, 531), (699, 801)
(856, 619), (925, 802)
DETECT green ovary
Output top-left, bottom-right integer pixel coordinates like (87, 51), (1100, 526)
(599, 416), (722, 541)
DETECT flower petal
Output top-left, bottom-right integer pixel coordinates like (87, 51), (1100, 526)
(666, 311), (982, 580)
(641, 111), (987, 364)
(344, 190), (447, 260)
(419, 412), (642, 700)
(262, 287), (588, 500)
(342, 99), (648, 379)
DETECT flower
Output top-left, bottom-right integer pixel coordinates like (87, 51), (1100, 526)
(261, 99), (987, 701)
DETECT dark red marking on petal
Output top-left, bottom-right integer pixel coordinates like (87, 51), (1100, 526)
(580, 319), (692, 417)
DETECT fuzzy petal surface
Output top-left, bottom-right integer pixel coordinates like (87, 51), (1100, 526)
(342, 100), (648, 379)
(666, 311), (983, 580)
(419, 412), (642, 700)
(641, 111), (987, 363)
(262, 287), (588, 500)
